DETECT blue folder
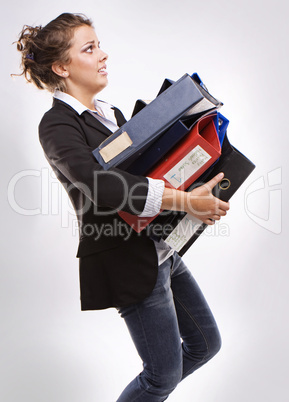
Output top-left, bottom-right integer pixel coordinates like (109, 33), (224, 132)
(92, 74), (222, 170)
(215, 113), (229, 147)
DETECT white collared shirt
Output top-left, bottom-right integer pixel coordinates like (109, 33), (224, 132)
(54, 90), (119, 132)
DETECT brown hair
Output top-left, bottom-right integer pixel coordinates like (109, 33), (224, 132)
(14, 13), (93, 92)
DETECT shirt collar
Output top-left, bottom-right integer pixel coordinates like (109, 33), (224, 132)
(53, 90), (115, 117)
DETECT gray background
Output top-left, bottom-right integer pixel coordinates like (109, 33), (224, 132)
(2, 0), (288, 401)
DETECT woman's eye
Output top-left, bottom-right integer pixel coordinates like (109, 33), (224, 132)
(85, 45), (93, 53)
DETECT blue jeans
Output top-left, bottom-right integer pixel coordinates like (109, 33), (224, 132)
(116, 252), (221, 401)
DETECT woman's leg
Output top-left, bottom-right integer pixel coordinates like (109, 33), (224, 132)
(116, 256), (182, 402)
(116, 252), (221, 401)
(170, 252), (222, 379)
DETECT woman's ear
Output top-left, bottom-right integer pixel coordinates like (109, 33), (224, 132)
(52, 63), (69, 78)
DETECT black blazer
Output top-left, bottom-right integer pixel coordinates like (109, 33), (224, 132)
(39, 99), (158, 310)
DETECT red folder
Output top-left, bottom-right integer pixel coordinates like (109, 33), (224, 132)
(118, 114), (221, 232)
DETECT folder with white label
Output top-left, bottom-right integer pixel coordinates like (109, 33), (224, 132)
(92, 74), (222, 170)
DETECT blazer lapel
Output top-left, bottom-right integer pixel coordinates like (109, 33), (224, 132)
(113, 107), (127, 126)
(81, 111), (113, 137)
(52, 98), (126, 137)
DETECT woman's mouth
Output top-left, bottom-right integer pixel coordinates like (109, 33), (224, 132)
(98, 66), (108, 76)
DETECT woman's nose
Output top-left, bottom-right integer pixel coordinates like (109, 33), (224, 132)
(100, 49), (108, 61)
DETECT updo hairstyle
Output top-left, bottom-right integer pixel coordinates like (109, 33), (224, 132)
(14, 13), (93, 92)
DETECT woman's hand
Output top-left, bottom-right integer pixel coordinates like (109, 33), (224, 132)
(160, 172), (230, 225)
(185, 173), (230, 225)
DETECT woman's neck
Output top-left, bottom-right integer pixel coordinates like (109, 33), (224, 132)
(65, 86), (97, 111)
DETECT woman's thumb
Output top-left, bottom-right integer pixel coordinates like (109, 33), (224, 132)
(205, 172), (225, 190)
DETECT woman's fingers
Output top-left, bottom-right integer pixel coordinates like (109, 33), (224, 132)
(205, 218), (216, 225)
(218, 209), (227, 217)
(185, 172), (231, 223)
(205, 172), (225, 190)
(206, 173), (230, 213)
(218, 199), (230, 212)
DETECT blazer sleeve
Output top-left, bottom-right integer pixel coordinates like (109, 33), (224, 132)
(38, 110), (149, 215)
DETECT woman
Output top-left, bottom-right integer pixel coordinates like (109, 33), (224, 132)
(15, 13), (230, 401)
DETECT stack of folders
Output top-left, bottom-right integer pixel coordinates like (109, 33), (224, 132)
(92, 73), (255, 255)
(92, 73), (222, 170)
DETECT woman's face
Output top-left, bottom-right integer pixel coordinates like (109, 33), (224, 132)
(64, 25), (108, 96)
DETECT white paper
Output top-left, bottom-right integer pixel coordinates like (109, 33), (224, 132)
(163, 145), (212, 189)
(164, 214), (203, 252)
